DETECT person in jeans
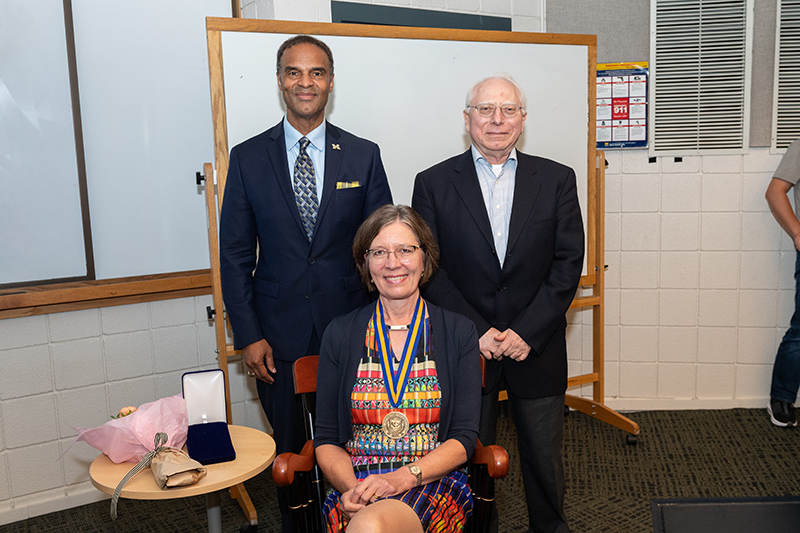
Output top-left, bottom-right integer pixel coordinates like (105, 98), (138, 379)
(765, 137), (800, 427)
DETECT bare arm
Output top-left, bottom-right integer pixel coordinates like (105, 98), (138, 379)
(316, 444), (359, 494)
(766, 177), (800, 251)
(316, 444), (363, 520)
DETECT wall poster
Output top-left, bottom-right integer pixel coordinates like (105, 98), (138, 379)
(596, 62), (648, 149)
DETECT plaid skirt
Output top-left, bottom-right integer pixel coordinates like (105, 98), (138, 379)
(322, 465), (472, 532)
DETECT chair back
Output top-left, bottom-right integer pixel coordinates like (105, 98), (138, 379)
(290, 356), (324, 532)
(293, 355), (318, 394)
(293, 356), (318, 443)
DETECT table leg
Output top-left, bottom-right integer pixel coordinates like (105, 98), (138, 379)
(231, 482), (258, 525)
(207, 491), (222, 533)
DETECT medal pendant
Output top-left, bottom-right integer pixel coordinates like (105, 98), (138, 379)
(381, 411), (409, 439)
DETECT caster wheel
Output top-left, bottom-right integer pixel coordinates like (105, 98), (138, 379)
(625, 433), (638, 446)
(564, 405), (570, 417)
(240, 521), (258, 533)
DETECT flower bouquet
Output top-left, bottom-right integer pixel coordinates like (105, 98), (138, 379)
(75, 394), (189, 463)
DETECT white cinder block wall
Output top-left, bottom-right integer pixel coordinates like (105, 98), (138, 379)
(1, 0), (791, 526)
(567, 148), (790, 411)
(0, 296), (268, 525)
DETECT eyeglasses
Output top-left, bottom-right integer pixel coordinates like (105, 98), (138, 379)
(365, 245), (420, 264)
(467, 103), (525, 118)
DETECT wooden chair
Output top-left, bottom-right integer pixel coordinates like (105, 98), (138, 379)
(272, 356), (509, 533)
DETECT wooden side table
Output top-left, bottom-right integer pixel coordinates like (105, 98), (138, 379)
(90, 425), (275, 533)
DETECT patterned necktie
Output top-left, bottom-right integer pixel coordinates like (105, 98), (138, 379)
(293, 137), (319, 241)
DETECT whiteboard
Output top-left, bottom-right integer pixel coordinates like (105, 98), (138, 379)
(70, 0), (229, 279)
(211, 22), (594, 277)
(221, 32), (590, 212)
(2, 0), (232, 286)
(0, 0), (87, 285)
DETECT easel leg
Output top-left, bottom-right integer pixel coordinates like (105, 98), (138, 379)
(565, 393), (640, 435)
(561, 152), (640, 442)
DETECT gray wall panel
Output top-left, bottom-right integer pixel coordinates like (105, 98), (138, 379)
(548, 0), (777, 148)
(547, 0), (650, 63)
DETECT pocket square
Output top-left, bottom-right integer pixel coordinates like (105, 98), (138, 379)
(336, 181), (361, 189)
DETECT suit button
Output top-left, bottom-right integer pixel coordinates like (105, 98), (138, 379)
(497, 286), (505, 292)
(305, 294), (310, 300)
(308, 257), (315, 265)
(491, 250), (497, 256)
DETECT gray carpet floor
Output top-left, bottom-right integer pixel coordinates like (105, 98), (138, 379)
(2, 408), (799, 532)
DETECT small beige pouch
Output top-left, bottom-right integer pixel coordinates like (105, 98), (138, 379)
(150, 447), (207, 489)
(111, 433), (207, 519)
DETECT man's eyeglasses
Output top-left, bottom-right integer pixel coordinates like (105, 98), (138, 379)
(365, 245), (420, 264)
(467, 104), (525, 118)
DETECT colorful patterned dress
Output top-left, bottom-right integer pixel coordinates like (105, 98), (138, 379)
(322, 317), (472, 532)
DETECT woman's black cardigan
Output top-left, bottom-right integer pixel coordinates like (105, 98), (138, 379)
(314, 300), (481, 459)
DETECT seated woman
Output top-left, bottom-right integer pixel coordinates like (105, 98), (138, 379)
(315, 204), (481, 533)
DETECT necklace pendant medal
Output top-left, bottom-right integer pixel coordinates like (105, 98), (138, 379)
(382, 411), (409, 439)
(374, 297), (426, 441)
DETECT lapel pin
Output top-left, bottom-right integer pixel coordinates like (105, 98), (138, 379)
(332, 144), (341, 150)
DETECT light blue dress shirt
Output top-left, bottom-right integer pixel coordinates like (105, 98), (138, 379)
(471, 145), (517, 268)
(284, 117), (326, 202)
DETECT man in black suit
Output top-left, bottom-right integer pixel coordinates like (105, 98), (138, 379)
(219, 35), (392, 531)
(412, 75), (583, 533)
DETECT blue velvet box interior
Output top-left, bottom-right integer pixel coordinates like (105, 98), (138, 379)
(186, 421), (236, 465)
(182, 369), (236, 465)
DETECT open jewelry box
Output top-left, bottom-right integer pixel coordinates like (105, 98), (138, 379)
(181, 369), (236, 465)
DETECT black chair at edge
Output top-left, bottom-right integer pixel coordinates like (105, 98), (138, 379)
(272, 356), (509, 533)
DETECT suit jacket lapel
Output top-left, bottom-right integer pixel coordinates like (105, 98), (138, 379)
(506, 153), (541, 256)
(315, 121), (341, 234)
(267, 121), (307, 237)
(452, 150), (495, 249)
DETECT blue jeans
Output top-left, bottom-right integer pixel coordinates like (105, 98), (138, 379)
(771, 250), (800, 403)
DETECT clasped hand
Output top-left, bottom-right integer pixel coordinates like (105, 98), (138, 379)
(338, 469), (413, 521)
(479, 327), (531, 361)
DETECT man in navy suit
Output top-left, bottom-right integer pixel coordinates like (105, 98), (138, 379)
(412, 75), (583, 533)
(219, 35), (392, 529)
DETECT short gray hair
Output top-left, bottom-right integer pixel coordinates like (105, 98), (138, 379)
(465, 74), (527, 114)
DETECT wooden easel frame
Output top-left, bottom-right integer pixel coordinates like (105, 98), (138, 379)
(200, 162), (258, 526)
(201, 25), (637, 529)
(565, 152), (640, 441)
(494, 151), (639, 440)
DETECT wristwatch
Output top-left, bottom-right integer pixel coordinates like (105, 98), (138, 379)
(407, 464), (422, 487)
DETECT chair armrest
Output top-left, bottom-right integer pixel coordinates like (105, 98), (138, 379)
(469, 440), (509, 479)
(272, 439), (317, 487)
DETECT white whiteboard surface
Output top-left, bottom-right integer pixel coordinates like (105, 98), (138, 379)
(0, 1), (86, 285)
(220, 32), (589, 239)
(70, 0), (229, 279)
